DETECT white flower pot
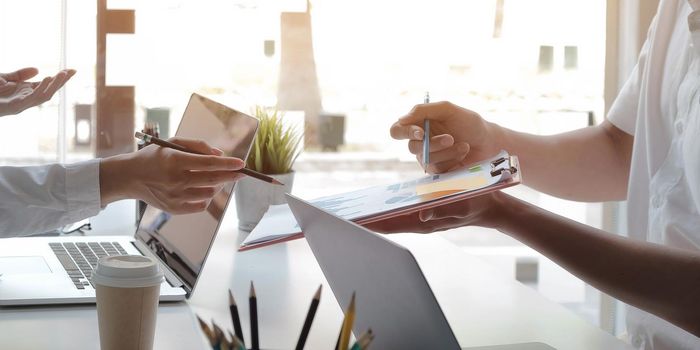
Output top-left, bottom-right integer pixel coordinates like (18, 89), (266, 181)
(234, 172), (295, 231)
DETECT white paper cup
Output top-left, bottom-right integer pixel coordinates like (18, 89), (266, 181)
(92, 255), (164, 350)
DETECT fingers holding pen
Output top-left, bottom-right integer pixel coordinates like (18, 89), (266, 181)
(415, 142), (470, 173)
(182, 170), (246, 187)
(408, 134), (454, 154)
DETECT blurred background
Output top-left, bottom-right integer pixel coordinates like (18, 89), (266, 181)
(0, 0), (656, 338)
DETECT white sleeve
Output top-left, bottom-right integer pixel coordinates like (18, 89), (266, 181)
(0, 159), (102, 237)
(607, 12), (658, 135)
(607, 64), (641, 135)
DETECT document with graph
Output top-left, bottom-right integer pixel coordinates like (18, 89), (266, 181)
(239, 150), (521, 251)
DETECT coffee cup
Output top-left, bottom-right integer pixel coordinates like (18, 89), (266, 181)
(92, 255), (164, 350)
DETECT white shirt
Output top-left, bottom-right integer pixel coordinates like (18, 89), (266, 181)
(608, 0), (700, 348)
(0, 159), (101, 237)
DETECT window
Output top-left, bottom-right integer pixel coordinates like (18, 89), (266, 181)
(1, 0), (608, 328)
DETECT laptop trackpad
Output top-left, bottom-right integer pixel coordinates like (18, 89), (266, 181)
(0, 256), (52, 275)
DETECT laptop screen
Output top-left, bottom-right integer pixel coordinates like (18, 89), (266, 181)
(135, 93), (258, 292)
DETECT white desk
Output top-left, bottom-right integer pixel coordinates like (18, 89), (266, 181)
(0, 201), (631, 349)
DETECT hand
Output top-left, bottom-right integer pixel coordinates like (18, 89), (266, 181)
(0, 67), (76, 117)
(390, 101), (501, 173)
(100, 138), (246, 214)
(366, 191), (509, 234)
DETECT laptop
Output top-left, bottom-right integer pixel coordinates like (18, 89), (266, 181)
(286, 194), (556, 350)
(0, 93), (258, 305)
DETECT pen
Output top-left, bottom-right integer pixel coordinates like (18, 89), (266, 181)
(134, 131), (284, 186)
(423, 92), (430, 173)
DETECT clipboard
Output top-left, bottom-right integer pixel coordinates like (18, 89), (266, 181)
(239, 151), (521, 251)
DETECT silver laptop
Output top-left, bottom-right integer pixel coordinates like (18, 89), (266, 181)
(0, 93), (258, 305)
(286, 194), (556, 350)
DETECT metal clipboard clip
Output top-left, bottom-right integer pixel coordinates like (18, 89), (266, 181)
(490, 156), (518, 177)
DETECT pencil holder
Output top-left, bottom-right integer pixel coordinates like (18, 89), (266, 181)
(196, 282), (374, 350)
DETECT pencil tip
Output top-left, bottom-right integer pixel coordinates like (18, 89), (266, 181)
(211, 321), (224, 343)
(273, 179), (284, 186)
(314, 284), (322, 299)
(349, 291), (356, 309)
(229, 289), (235, 305)
(249, 281), (256, 297)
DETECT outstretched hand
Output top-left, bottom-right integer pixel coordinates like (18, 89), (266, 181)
(366, 191), (507, 234)
(0, 67), (76, 117)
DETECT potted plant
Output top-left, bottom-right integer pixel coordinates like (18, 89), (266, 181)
(235, 106), (302, 231)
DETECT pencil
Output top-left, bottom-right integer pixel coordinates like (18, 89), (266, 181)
(134, 131), (284, 186)
(212, 321), (226, 350)
(295, 284), (322, 350)
(230, 332), (246, 350)
(359, 329), (374, 349)
(338, 292), (356, 350)
(249, 281), (259, 350)
(422, 92), (430, 173)
(350, 328), (373, 350)
(196, 315), (216, 347)
(361, 333), (375, 350)
(229, 289), (245, 345)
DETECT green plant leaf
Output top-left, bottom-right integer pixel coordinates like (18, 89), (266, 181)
(246, 106), (301, 174)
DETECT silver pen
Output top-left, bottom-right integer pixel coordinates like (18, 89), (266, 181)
(423, 92), (430, 172)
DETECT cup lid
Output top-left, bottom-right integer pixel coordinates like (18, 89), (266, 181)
(91, 255), (164, 288)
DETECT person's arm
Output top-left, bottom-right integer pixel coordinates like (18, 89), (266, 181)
(0, 138), (245, 237)
(369, 192), (700, 337)
(499, 193), (700, 337)
(0, 160), (101, 237)
(390, 102), (633, 202)
(495, 119), (633, 201)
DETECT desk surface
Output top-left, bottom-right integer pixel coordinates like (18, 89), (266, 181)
(0, 200), (631, 350)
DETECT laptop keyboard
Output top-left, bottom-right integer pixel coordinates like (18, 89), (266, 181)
(48, 242), (128, 290)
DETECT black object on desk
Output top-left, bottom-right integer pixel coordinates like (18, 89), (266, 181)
(196, 283), (372, 350)
(295, 285), (322, 350)
(249, 282), (259, 350)
(229, 289), (245, 345)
